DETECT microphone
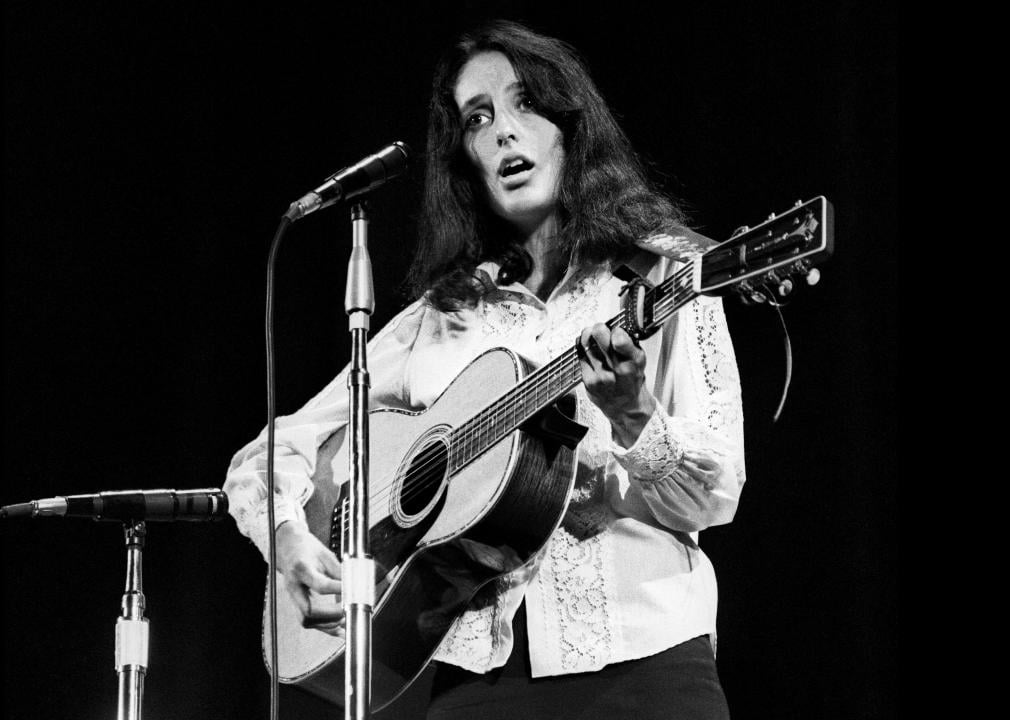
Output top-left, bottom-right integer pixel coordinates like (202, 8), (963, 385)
(286, 141), (411, 221)
(0, 488), (229, 522)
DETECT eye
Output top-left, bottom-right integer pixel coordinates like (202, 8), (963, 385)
(517, 93), (535, 111)
(464, 109), (491, 131)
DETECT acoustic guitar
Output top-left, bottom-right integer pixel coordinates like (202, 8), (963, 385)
(263, 196), (834, 710)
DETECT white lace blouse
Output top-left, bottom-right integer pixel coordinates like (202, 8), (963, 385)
(224, 236), (746, 678)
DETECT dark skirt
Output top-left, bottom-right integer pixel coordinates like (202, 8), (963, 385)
(427, 601), (730, 720)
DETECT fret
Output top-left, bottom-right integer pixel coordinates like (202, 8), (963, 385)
(510, 389), (517, 436)
(450, 423), (459, 471)
(460, 418), (468, 471)
(468, 416), (477, 470)
(481, 401), (493, 448)
(454, 428), (461, 471)
(468, 415), (477, 466)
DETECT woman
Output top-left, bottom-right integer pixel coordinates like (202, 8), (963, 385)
(225, 19), (744, 720)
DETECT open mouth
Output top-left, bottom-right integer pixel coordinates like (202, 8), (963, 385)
(499, 157), (534, 178)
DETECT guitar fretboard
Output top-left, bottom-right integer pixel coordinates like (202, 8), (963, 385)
(446, 262), (697, 473)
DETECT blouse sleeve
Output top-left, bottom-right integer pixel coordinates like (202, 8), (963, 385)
(223, 299), (430, 559)
(608, 288), (746, 533)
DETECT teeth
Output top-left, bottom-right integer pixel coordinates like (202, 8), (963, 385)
(502, 158), (530, 176)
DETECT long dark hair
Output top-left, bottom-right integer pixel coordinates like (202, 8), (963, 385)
(407, 20), (687, 310)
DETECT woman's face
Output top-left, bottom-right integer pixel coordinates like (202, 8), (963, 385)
(453, 51), (565, 235)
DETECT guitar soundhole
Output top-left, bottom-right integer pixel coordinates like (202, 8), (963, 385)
(392, 430), (450, 528)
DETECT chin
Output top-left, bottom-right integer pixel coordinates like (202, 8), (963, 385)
(494, 199), (555, 230)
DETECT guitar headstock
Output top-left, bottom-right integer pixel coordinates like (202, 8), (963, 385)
(696, 196), (834, 301)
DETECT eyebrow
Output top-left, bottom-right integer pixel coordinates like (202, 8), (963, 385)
(457, 80), (525, 118)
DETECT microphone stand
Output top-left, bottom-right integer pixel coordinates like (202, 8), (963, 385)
(343, 201), (375, 719)
(116, 519), (149, 720)
(0, 491), (228, 719)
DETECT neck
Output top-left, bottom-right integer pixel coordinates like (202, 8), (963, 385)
(518, 214), (567, 301)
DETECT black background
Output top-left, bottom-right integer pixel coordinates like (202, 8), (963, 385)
(2, 1), (898, 718)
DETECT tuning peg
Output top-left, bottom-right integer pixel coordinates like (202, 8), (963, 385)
(805, 268), (821, 286)
(777, 278), (794, 297)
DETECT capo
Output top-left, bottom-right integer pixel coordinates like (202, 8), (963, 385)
(617, 269), (660, 342)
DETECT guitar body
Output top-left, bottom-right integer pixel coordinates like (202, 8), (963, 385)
(262, 348), (583, 711)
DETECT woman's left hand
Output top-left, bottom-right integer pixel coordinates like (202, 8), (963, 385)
(577, 323), (657, 448)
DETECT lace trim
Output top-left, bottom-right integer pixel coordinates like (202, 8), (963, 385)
(479, 297), (538, 338)
(690, 298), (744, 444)
(437, 576), (510, 669)
(542, 285), (615, 672)
(542, 527), (612, 671)
(234, 503), (271, 555)
(560, 391), (613, 538)
(612, 410), (686, 482)
(544, 270), (604, 357)
(230, 491), (304, 559)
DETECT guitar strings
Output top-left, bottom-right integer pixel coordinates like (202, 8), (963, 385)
(337, 355), (581, 525)
(332, 265), (696, 530)
(434, 263), (693, 476)
(338, 208), (826, 527)
(345, 266), (698, 524)
(350, 220), (827, 521)
(352, 340), (585, 516)
(335, 260), (698, 525)
(336, 265), (698, 525)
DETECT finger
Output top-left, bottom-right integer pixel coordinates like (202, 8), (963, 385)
(587, 337), (610, 369)
(291, 558), (342, 594)
(578, 342), (614, 387)
(584, 327), (613, 372)
(319, 548), (342, 579)
(576, 331), (599, 374)
(304, 620), (347, 637)
(304, 566), (342, 595)
(284, 578), (312, 616)
(305, 622), (346, 638)
(284, 573), (342, 618)
(610, 327), (645, 362)
(302, 617), (346, 636)
(303, 588), (345, 625)
(589, 323), (612, 353)
(610, 353), (646, 382)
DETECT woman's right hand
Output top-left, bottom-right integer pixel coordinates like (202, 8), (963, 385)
(275, 521), (345, 636)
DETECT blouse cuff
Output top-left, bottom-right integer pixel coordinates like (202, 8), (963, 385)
(608, 406), (685, 482)
(233, 491), (308, 561)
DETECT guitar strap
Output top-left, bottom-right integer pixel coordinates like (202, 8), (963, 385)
(619, 225), (718, 284)
(611, 262), (644, 284)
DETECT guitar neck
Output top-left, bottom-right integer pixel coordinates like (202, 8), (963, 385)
(446, 194), (834, 474)
(447, 262), (697, 474)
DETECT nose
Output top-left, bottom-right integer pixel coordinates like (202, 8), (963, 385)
(495, 110), (518, 147)
(496, 128), (517, 146)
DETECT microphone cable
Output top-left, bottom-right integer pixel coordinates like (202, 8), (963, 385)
(260, 143), (407, 719)
(264, 213), (292, 720)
